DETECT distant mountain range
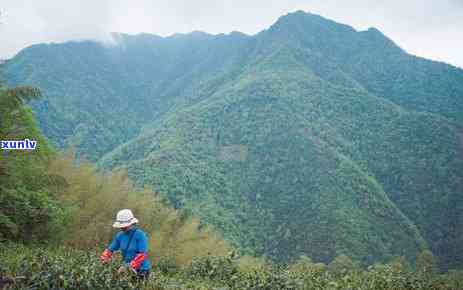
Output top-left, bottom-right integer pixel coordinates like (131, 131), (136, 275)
(2, 11), (463, 270)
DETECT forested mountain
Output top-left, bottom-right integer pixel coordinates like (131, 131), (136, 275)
(2, 11), (463, 270)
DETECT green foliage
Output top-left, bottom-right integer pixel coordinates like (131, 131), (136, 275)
(328, 255), (359, 277)
(416, 250), (438, 276)
(2, 244), (462, 290)
(0, 83), (61, 243)
(187, 255), (239, 282)
(0, 244), (151, 289)
(3, 11), (463, 270)
(0, 80), (230, 268)
(45, 150), (231, 267)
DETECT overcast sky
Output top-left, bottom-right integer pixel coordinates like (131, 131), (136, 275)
(1, 0), (462, 68)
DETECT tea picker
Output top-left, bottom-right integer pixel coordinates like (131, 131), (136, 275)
(100, 209), (151, 280)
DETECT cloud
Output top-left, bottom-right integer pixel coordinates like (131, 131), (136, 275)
(0, 0), (462, 68)
(1, 0), (113, 58)
(33, 0), (112, 42)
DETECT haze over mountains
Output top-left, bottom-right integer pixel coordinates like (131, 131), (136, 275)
(2, 11), (463, 270)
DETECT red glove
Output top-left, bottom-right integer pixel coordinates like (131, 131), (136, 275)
(100, 249), (113, 263)
(129, 253), (147, 270)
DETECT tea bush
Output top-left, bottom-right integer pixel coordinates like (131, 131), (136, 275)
(0, 244), (142, 289)
(0, 244), (220, 290)
(1, 244), (463, 290)
(186, 255), (239, 283)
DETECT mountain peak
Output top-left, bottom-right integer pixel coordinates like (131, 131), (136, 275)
(264, 10), (357, 48)
(271, 10), (356, 33)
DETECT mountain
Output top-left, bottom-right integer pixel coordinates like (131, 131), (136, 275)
(2, 11), (463, 270)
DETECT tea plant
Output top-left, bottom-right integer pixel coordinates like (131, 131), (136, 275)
(1, 244), (463, 290)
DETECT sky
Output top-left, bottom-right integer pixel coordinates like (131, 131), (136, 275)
(1, 0), (462, 68)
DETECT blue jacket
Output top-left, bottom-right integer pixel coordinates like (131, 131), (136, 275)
(108, 227), (151, 271)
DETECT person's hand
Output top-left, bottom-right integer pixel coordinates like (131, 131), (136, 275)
(100, 249), (112, 264)
(117, 266), (137, 275)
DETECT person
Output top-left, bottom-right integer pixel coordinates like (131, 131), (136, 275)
(100, 209), (151, 280)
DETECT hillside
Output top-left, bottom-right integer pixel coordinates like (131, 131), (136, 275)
(3, 11), (463, 270)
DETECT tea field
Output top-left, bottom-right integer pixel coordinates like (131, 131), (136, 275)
(1, 244), (462, 290)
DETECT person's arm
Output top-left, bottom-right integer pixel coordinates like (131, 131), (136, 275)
(100, 233), (121, 263)
(129, 230), (148, 270)
(108, 233), (121, 252)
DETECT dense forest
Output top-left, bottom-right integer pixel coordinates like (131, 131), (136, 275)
(1, 80), (462, 290)
(1, 10), (463, 289)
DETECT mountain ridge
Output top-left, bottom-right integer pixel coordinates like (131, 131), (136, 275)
(3, 10), (463, 270)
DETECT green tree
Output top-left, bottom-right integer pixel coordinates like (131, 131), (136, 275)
(416, 249), (438, 276)
(0, 83), (61, 242)
(328, 254), (359, 277)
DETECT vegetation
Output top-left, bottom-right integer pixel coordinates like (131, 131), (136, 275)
(1, 244), (463, 289)
(0, 83), (59, 243)
(46, 149), (230, 265)
(0, 81), (229, 270)
(2, 9), (463, 276)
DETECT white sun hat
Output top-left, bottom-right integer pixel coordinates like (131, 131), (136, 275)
(112, 209), (139, 228)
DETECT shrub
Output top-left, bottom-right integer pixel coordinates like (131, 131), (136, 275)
(47, 150), (231, 267)
(1, 245), (462, 290)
